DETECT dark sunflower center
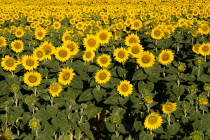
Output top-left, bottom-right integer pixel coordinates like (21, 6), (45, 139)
(38, 32), (43, 37)
(14, 43), (21, 49)
(65, 36), (71, 40)
(121, 84), (129, 92)
(118, 51), (125, 58)
(59, 50), (67, 58)
(85, 52), (92, 58)
(165, 104), (172, 111)
(148, 116), (157, 124)
(88, 39), (96, 47)
(67, 44), (75, 51)
(202, 46), (209, 52)
(100, 33), (108, 40)
(28, 75), (37, 83)
(141, 55), (150, 63)
(162, 53), (170, 61)
(5, 59), (14, 67)
(99, 72), (107, 80)
(129, 37), (137, 44)
(134, 22), (140, 27)
(202, 26), (208, 32)
(43, 46), (51, 55)
(100, 57), (108, 64)
(17, 31), (22, 35)
(37, 51), (43, 58)
(51, 84), (59, 92)
(154, 30), (161, 37)
(131, 46), (140, 54)
(63, 73), (70, 80)
(26, 59), (34, 66)
(0, 39), (3, 45)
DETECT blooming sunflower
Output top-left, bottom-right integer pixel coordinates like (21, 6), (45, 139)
(29, 119), (40, 130)
(39, 41), (55, 60)
(137, 51), (155, 68)
(96, 29), (112, 44)
(117, 80), (133, 97)
(62, 40), (79, 56)
(62, 31), (71, 42)
(199, 43), (210, 56)
(0, 36), (7, 47)
(199, 24), (210, 35)
(96, 54), (111, 68)
(113, 47), (129, 63)
(125, 34), (140, 47)
(53, 21), (61, 30)
(11, 40), (24, 53)
(23, 71), (42, 87)
(162, 102), (177, 114)
(58, 67), (75, 86)
(35, 27), (47, 40)
(192, 44), (200, 54)
(151, 27), (164, 40)
(15, 28), (25, 38)
(131, 19), (143, 30)
(1, 55), (18, 71)
(49, 83), (62, 97)
(158, 49), (174, 65)
(128, 44), (144, 58)
(33, 47), (46, 61)
(144, 112), (163, 130)
(21, 55), (39, 71)
(54, 46), (71, 62)
(82, 50), (95, 62)
(94, 69), (111, 84)
(198, 96), (208, 105)
(83, 34), (100, 51)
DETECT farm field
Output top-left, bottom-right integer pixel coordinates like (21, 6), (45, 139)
(0, 0), (210, 139)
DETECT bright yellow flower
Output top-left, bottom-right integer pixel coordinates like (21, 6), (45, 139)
(158, 49), (174, 65)
(162, 102), (177, 114)
(58, 67), (75, 86)
(23, 71), (42, 87)
(144, 113), (163, 130)
(94, 69), (111, 84)
(49, 83), (62, 97)
(1, 55), (18, 71)
(117, 80), (133, 97)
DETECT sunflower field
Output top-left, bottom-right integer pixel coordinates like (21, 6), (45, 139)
(1, 0), (210, 139)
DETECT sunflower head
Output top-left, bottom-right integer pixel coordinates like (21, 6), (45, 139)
(96, 29), (112, 44)
(11, 40), (24, 53)
(94, 69), (111, 84)
(113, 47), (129, 63)
(144, 95), (153, 104)
(54, 46), (71, 62)
(83, 50), (95, 62)
(204, 84), (210, 91)
(83, 34), (100, 51)
(62, 40), (79, 56)
(1, 55), (18, 71)
(192, 44), (200, 54)
(198, 95), (208, 105)
(199, 43), (210, 56)
(29, 119), (40, 130)
(162, 102), (177, 114)
(23, 71), (42, 87)
(128, 44), (144, 58)
(137, 51), (155, 68)
(117, 80), (133, 97)
(96, 54), (111, 68)
(151, 27), (164, 40)
(125, 33), (140, 47)
(58, 67), (75, 86)
(177, 63), (186, 72)
(158, 49), (174, 65)
(190, 131), (204, 140)
(0, 36), (7, 47)
(49, 83), (62, 97)
(188, 85), (197, 94)
(144, 112), (163, 130)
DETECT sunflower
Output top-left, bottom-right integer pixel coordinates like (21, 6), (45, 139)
(83, 34), (100, 51)
(39, 41), (55, 60)
(62, 40), (79, 56)
(76, 22), (84, 30)
(21, 55), (39, 71)
(198, 96), (208, 105)
(199, 24), (210, 35)
(125, 34), (140, 47)
(0, 36), (7, 47)
(117, 80), (133, 97)
(151, 27), (164, 40)
(54, 46), (71, 62)
(23, 71), (42, 87)
(131, 19), (143, 30)
(96, 54), (111, 68)
(144, 95), (153, 104)
(144, 112), (163, 130)
(11, 40), (24, 53)
(1, 55), (18, 71)
(162, 102), (177, 114)
(62, 31), (71, 42)
(113, 47), (129, 63)
(82, 50), (95, 62)
(94, 69), (111, 84)
(192, 44), (200, 54)
(158, 49), (174, 65)
(199, 43), (210, 56)
(58, 67), (75, 86)
(137, 51), (155, 68)
(33, 47), (46, 61)
(128, 44), (144, 58)
(96, 29), (112, 44)
(53, 21), (61, 30)
(49, 83), (62, 97)
(15, 28), (25, 38)
(35, 27), (47, 40)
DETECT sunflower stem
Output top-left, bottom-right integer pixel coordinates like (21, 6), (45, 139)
(196, 98), (198, 112)
(150, 130), (153, 135)
(204, 55), (206, 62)
(96, 85), (100, 92)
(14, 92), (18, 107)
(36, 129), (39, 138)
(208, 91), (209, 97)
(50, 97), (54, 106)
(177, 44), (179, 53)
(167, 114), (171, 125)
(5, 105), (8, 132)
(203, 110), (205, 115)
(197, 64), (200, 77)
(184, 110), (187, 117)
(146, 104), (150, 113)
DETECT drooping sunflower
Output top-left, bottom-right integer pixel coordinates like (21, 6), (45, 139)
(21, 55), (39, 71)
(144, 112), (163, 130)
(33, 47), (46, 61)
(162, 102), (177, 114)
(58, 67), (75, 86)
(151, 27), (164, 40)
(117, 80), (133, 97)
(125, 34), (140, 47)
(94, 69), (111, 84)
(54, 46), (71, 62)
(62, 40), (79, 56)
(15, 28), (25, 38)
(158, 49), (174, 65)
(192, 44), (200, 54)
(35, 27), (47, 40)
(83, 34), (100, 51)
(0, 36), (7, 47)
(199, 43), (210, 56)
(113, 47), (129, 63)
(39, 41), (55, 60)
(82, 50), (95, 62)
(128, 44), (144, 58)
(49, 83), (62, 97)
(131, 19), (143, 30)
(11, 40), (24, 53)
(53, 21), (61, 30)
(96, 29), (112, 44)
(23, 71), (42, 87)
(96, 54), (111, 68)
(137, 51), (155, 68)
(1, 55), (18, 71)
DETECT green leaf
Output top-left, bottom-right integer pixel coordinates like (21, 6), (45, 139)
(132, 69), (147, 81)
(116, 124), (128, 134)
(105, 121), (115, 132)
(172, 84), (185, 97)
(133, 119), (142, 131)
(167, 122), (180, 135)
(139, 131), (153, 140)
(117, 66), (127, 77)
(70, 75), (83, 89)
(104, 94), (119, 105)
(78, 88), (94, 102)
(0, 80), (11, 96)
(79, 121), (95, 140)
(84, 104), (102, 120)
(92, 87), (106, 102)
(197, 74), (210, 82)
(153, 126), (165, 134)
